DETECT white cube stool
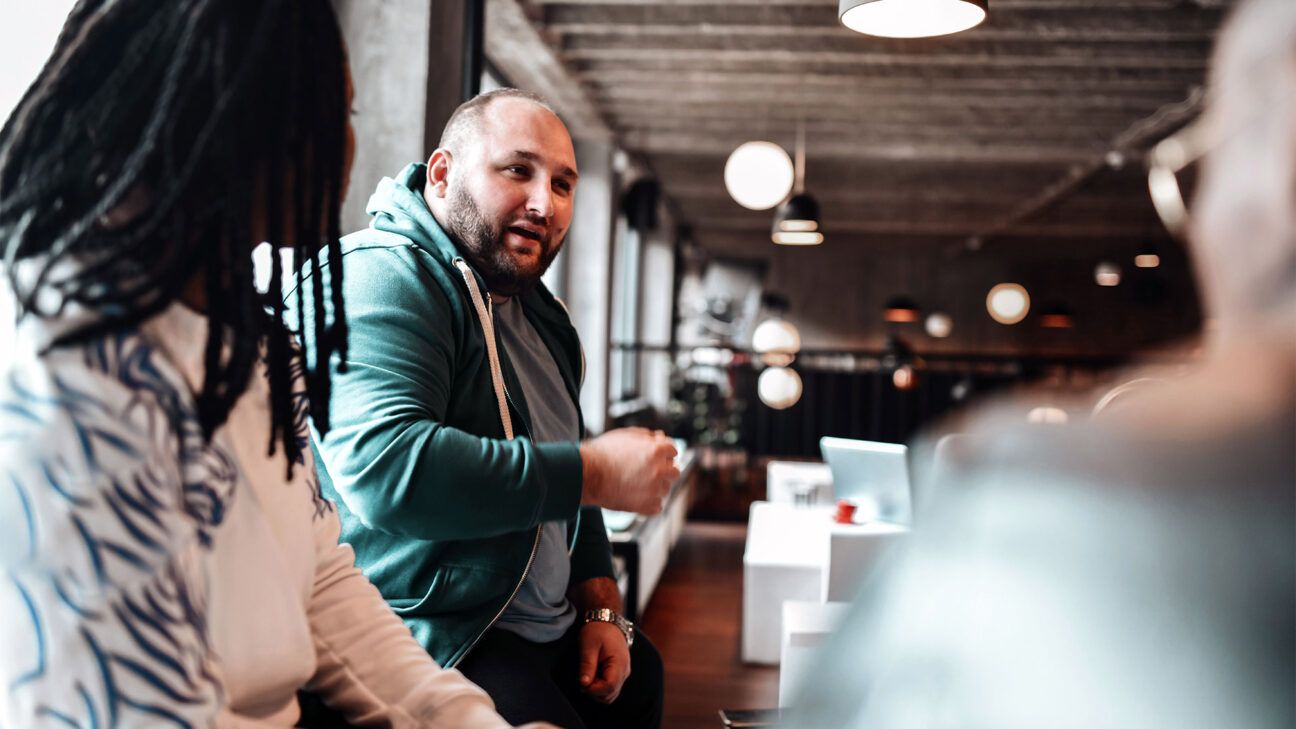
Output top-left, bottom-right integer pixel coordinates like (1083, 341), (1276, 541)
(779, 600), (851, 706)
(821, 520), (909, 602)
(741, 502), (831, 664)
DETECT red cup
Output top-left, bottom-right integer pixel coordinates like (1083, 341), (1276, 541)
(834, 499), (857, 524)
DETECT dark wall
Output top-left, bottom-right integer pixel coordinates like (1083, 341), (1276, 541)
(763, 232), (1200, 358)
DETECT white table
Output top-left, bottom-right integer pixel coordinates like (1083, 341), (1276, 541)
(741, 501), (908, 664)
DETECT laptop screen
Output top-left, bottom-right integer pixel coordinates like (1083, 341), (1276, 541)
(819, 437), (912, 525)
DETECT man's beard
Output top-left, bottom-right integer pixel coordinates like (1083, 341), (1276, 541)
(445, 185), (562, 297)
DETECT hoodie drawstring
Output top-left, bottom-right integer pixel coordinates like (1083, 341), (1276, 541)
(453, 259), (514, 441)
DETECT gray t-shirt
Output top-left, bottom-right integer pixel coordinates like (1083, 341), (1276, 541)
(493, 297), (580, 643)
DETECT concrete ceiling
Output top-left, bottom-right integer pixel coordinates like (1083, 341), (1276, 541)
(488, 0), (1233, 258)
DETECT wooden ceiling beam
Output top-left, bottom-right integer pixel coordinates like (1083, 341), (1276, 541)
(560, 33), (1214, 59)
(484, 0), (613, 139)
(628, 133), (1106, 163)
(581, 69), (1202, 94)
(565, 48), (1209, 71)
(591, 86), (1179, 110)
(553, 24), (1214, 44)
(573, 59), (1207, 83)
(602, 103), (1154, 130)
(539, 2), (1224, 31)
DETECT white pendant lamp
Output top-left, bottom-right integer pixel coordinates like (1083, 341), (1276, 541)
(758, 366), (803, 410)
(986, 283), (1030, 325)
(752, 318), (802, 358)
(725, 141), (795, 211)
(839, 0), (988, 39)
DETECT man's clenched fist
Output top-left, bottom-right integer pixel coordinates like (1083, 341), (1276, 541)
(579, 428), (679, 514)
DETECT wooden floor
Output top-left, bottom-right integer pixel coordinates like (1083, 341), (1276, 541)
(640, 521), (779, 729)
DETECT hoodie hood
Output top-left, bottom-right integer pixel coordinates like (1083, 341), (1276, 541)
(364, 163), (463, 271)
(358, 162), (574, 332)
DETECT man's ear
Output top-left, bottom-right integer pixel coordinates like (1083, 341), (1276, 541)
(426, 149), (453, 199)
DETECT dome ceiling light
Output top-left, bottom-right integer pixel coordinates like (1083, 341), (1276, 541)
(1134, 243), (1161, 269)
(839, 0), (989, 39)
(883, 296), (921, 323)
(1039, 303), (1075, 329)
(725, 141), (794, 211)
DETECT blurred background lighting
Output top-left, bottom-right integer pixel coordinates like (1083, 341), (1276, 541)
(986, 283), (1031, 325)
(758, 366), (803, 409)
(724, 141), (795, 210)
(1026, 406), (1070, 425)
(924, 312), (953, 338)
(1095, 262), (1122, 286)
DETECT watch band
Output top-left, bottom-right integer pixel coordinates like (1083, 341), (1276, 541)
(583, 608), (635, 647)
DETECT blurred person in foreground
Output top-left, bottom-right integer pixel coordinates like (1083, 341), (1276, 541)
(0, 2), (532, 726)
(786, 0), (1295, 726)
(289, 88), (674, 728)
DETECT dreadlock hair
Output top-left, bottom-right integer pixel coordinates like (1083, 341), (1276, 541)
(0, 0), (350, 475)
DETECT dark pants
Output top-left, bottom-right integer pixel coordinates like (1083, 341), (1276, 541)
(457, 622), (664, 729)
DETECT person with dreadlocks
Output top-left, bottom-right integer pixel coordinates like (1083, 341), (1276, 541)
(0, 2), (536, 727)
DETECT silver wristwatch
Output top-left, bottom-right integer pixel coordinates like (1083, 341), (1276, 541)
(583, 608), (635, 647)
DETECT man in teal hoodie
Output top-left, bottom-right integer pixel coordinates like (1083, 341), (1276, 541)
(294, 89), (675, 728)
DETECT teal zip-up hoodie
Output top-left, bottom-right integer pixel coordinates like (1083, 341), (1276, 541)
(289, 163), (615, 668)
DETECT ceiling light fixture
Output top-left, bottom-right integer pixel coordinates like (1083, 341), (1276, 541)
(986, 283), (1030, 325)
(772, 120), (823, 246)
(924, 312), (953, 338)
(883, 296), (921, 323)
(1134, 243), (1161, 269)
(725, 141), (794, 211)
(1039, 303), (1074, 329)
(839, 0), (989, 39)
(1095, 262), (1122, 287)
(758, 366), (803, 410)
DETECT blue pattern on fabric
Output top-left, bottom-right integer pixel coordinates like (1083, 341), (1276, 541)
(1, 330), (231, 728)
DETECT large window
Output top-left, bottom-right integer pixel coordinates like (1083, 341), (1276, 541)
(609, 214), (643, 401)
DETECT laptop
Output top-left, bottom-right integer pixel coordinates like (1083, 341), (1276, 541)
(819, 437), (912, 525)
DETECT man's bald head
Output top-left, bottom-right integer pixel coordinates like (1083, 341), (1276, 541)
(439, 88), (558, 159)
(424, 88), (578, 297)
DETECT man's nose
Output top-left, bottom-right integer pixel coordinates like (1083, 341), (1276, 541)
(525, 180), (555, 221)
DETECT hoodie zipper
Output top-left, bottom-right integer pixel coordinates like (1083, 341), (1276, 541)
(449, 258), (544, 668)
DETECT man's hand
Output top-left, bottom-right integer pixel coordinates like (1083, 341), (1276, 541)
(577, 620), (632, 704)
(580, 428), (679, 514)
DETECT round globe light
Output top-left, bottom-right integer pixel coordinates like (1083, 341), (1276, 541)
(892, 365), (917, 391)
(758, 366), (803, 410)
(752, 318), (801, 355)
(986, 283), (1031, 325)
(924, 312), (953, 338)
(724, 141), (795, 211)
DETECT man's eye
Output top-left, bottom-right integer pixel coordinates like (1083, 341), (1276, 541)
(554, 181), (572, 194)
(506, 165), (529, 175)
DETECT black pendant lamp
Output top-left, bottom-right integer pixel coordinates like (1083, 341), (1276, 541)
(839, 0), (988, 39)
(883, 296), (921, 323)
(772, 120), (824, 246)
